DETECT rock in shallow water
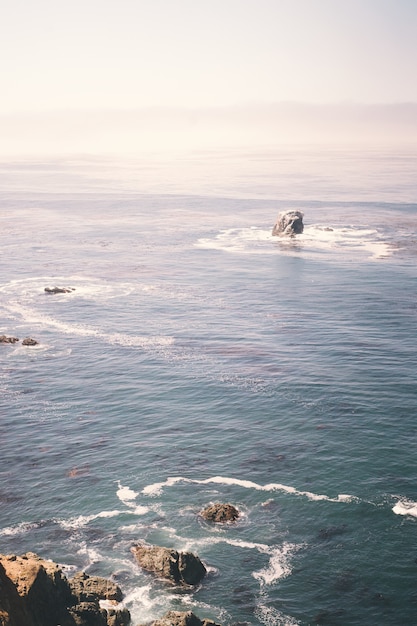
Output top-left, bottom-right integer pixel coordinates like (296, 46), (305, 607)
(22, 338), (39, 346)
(144, 610), (221, 626)
(44, 286), (75, 294)
(131, 544), (206, 586)
(272, 210), (304, 236)
(0, 335), (19, 344)
(199, 503), (240, 523)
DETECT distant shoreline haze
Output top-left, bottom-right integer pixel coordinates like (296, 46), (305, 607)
(1, 102), (416, 156)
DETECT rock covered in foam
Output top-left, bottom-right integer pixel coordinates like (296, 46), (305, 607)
(199, 503), (240, 523)
(44, 286), (75, 294)
(272, 210), (304, 236)
(131, 544), (206, 586)
(0, 552), (130, 626)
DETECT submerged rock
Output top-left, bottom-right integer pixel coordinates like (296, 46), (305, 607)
(146, 610), (221, 626)
(199, 503), (240, 523)
(22, 338), (39, 346)
(0, 335), (19, 344)
(44, 286), (75, 294)
(272, 210), (304, 236)
(0, 552), (130, 626)
(131, 544), (206, 586)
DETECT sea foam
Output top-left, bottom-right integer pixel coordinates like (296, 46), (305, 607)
(142, 475), (356, 503)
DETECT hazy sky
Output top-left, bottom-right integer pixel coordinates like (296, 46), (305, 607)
(2, 0), (417, 113)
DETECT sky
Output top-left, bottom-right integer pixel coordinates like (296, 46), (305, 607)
(1, 0), (417, 153)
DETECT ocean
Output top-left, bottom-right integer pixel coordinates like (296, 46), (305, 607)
(1, 146), (417, 626)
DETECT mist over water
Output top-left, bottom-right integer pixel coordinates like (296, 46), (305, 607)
(1, 147), (417, 626)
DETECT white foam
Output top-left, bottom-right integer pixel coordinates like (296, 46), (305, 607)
(1, 301), (174, 349)
(142, 475), (356, 503)
(0, 520), (39, 536)
(195, 224), (392, 260)
(117, 481), (139, 507)
(392, 500), (417, 518)
(255, 598), (301, 626)
(0, 275), (135, 300)
(253, 542), (299, 586)
(59, 510), (122, 530)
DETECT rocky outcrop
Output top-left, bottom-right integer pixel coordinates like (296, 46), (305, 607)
(0, 335), (19, 344)
(199, 503), (239, 523)
(0, 561), (33, 626)
(145, 611), (220, 626)
(44, 286), (75, 294)
(131, 545), (206, 586)
(0, 553), (130, 626)
(272, 210), (304, 236)
(69, 571), (124, 604)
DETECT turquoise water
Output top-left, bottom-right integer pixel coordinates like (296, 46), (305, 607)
(1, 148), (417, 625)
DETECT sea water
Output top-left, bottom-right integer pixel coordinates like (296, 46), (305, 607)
(0, 146), (417, 626)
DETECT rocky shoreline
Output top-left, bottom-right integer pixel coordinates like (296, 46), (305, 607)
(0, 504), (239, 626)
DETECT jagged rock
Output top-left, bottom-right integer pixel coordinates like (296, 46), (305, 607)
(146, 611), (221, 626)
(199, 503), (240, 523)
(0, 552), (74, 626)
(68, 602), (108, 626)
(272, 210), (304, 236)
(44, 286), (75, 294)
(0, 553), (130, 626)
(0, 561), (33, 626)
(69, 571), (123, 604)
(22, 338), (39, 346)
(0, 335), (19, 344)
(106, 608), (132, 626)
(131, 544), (206, 586)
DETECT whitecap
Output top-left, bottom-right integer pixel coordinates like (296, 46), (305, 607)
(58, 510), (121, 530)
(392, 500), (417, 518)
(253, 542), (300, 586)
(255, 598), (301, 626)
(195, 224), (393, 261)
(142, 475), (357, 503)
(0, 520), (40, 536)
(117, 481), (139, 507)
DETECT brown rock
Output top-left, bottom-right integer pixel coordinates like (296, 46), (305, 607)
(199, 503), (240, 523)
(0, 553), (131, 626)
(0, 335), (19, 344)
(131, 544), (206, 586)
(147, 610), (220, 626)
(22, 338), (39, 346)
(0, 561), (34, 626)
(44, 286), (75, 294)
(69, 571), (123, 604)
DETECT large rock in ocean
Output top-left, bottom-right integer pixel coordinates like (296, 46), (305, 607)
(272, 210), (304, 236)
(199, 503), (240, 523)
(131, 544), (206, 586)
(0, 552), (130, 626)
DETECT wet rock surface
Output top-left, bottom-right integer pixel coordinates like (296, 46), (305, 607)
(272, 210), (304, 236)
(144, 610), (221, 626)
(199, 503), (240, 523)
(131, 544), (206, 586)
